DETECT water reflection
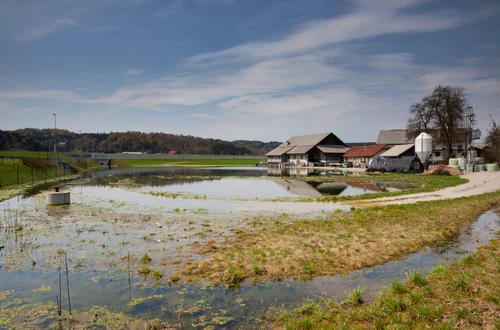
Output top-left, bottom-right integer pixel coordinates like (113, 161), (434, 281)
(86, 166), (407, 198)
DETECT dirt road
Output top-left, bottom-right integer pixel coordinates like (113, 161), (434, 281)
(351, 171), (500, 206)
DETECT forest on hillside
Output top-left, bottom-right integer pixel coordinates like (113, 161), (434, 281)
(0, 129), (280, 156)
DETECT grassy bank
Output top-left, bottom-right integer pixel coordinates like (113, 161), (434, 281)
(113, 157), (265, 167)
(178, 192), (500, 286)
(0, 151), (69, 159)
(0, 159), (63, 188)
(272, 237), (500, 329)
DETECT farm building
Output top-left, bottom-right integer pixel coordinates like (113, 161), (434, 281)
(266, 132), (349, 165)
(343, 145), (388, 168)
(376, 129), (412, 145)
(379, 144), (415, 158)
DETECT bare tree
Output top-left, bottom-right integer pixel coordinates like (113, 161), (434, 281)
(406, 100), (434, 140)
(431, 86), (467, 159)
(486, 114), (500, 162)
(406, 85), (467, 160)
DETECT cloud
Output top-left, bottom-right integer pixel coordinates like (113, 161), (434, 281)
(125, 68), (144, 76)
(91, 54), (341, 109)
(23, 107), (41, 112)
(187, 1), (495, 64)
(154, 0), (183, 20)
(189, 113), (221, 119)
(15, 18), (81, 41)
(0, 90), (81, 101)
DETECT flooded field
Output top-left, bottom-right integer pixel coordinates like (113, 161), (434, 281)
(0, 167), (497, 329)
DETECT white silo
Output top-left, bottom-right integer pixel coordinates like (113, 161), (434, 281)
(415, 132), (433, 166)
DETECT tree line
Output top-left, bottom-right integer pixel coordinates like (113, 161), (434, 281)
(0, 129), (281, 156)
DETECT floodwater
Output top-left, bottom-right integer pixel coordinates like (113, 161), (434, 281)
(0, 166), (492, 329)
(88, 166), (407, 198)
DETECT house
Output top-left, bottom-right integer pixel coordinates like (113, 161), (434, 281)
(265, 132), (349, 165)
(343, 145), (388, 168)
(168, 150), (180, 155)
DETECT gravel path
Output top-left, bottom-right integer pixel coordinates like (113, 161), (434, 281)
(351, 171), (500, 206)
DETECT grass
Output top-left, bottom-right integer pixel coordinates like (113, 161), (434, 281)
(0, 151), (68, 158)
(140, 253), (152, 264)
(112, 157), (265, 167)
(177, 192), (500, 284)
(272, 238), (500, 329)
(0, 159), (63, 188)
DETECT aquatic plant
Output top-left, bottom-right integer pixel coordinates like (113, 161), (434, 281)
(141, 253), (152, 264)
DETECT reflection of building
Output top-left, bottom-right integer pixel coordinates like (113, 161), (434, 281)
(266, 132), (349, 165)
(313, 182), (348, 195)
(287, 168), (310, 176)
(271, 179), (323, 197)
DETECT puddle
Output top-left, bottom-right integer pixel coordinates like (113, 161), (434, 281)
(0, 199), (498, 329)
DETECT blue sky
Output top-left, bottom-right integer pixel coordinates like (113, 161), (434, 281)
(1, 0), (499, 142)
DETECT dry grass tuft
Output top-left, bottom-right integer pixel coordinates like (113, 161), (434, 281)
(176, 193), (500, 285)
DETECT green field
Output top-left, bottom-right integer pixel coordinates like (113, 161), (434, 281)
(0, 151), (69, 159)
(0, 159), (63, 187)
(113, 158), (265, 167)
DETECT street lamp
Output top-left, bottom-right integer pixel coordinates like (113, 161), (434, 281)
(53, 113), (57, 154)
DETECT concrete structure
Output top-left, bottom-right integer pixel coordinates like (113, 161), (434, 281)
(343, 145), (387, 168)
(46, 191), (71, 205)
(265, 132), (349, 165)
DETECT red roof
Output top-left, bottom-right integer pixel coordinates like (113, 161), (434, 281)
(167, 150), (179, 155)
(343, 145), (386, 158)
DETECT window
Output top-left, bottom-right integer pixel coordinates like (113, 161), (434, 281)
(434, 151), (440, 157)
(458, 145), (463, 150)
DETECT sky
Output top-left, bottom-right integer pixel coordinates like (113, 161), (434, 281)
(1, 0), (499, 142)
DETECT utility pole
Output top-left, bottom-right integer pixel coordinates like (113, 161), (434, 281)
(464, 106), (476, 172)
(53, 113), (57, 154)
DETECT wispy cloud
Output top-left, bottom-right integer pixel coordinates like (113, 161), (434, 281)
(0, 90), (81, 101)
(189, 113), (221, 119)
(125, 68), (144, 76)
(187, 1), (495, 64)
(15, 18), (81, 41)
(23, 107), (41, 112)
(154, 0), (183, 20)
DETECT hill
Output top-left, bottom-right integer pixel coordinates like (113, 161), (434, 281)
(0, 129), (280, 156)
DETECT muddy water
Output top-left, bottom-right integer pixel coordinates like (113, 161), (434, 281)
(0, 167), (488, 329)
(1, 197), (498, 329)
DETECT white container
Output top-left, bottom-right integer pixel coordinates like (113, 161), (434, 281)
(449, 158), (458, 166)
(485, 164), (499, 172)
(457, 158), (466, 170)
(415, 132), (433, 164)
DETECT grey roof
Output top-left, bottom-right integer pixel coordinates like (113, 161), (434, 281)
(316, 145), (350, 154)
(472, 143), (489, 150)
(379, 144), (414, 157)
(266, 132), (348, 157)
(265, 146), (294, 156)
(376, 129), (412, 145)
(287, 145), (315, 154)
(278, 132), (331, 148)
